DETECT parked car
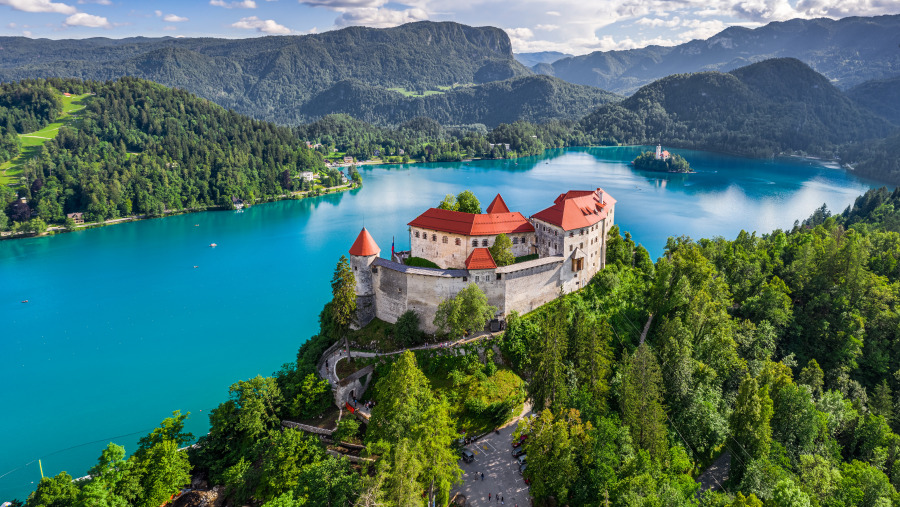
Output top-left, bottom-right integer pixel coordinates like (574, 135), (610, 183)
(519, 464), (527, 475)
(512, 448), (525, 458)
(517, 454), (527, 466)
(512, 435), (527, 448)
(460, 449), (475, 463)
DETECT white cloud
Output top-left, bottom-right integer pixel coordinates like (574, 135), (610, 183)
(163, 13), (188, 22)
(535, 24), (559, 31)
(210, 0), (257, 8)
(163, 25), (177, 31)
(0, 0), (76, 14)
(154, 9), (161, 16)
(231, 15), (291, 33)
(77, 0), (111, 4)
(335, 7), (427, 27)
(6, 22), (15, 27)
(300, 0), (386, 8)
(23, 29), (32, 36)
(635, 16), (681, 28)
(678, 18), (725, 40)
(64, 12), (110, 27)
(546, 10), (560, 16)
(505, 27), (533, 39)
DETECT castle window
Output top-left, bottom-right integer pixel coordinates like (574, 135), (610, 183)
(496, 273), (502, 280)
(512, 237), (518, 245)
(415, 231), (420, 238)
(455, 238), (461, 246)
(398, 288), (402, 293)
(472, 239), (478, 247)
(442, 236), (448, 244)
(482, 239), (488, 247)
(432, 234), (437, 241)
(569, 232), (574, 238)
(570, 245), (573, 252)
(463, 276), (468, 282)
(475, 276), (480, 282)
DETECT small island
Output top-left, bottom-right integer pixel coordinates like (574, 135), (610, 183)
(632, 144), (693, 173)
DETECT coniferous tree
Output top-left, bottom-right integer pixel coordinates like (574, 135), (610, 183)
(619, 342), (668, 460)
(330, 255), (356, 359)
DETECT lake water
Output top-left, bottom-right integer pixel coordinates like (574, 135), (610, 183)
(0, 146), (883, 501)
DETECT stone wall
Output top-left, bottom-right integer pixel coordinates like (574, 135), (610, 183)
(498, 256), (566, 314)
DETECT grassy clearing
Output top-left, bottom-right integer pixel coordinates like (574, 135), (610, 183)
(387, 87), (445, 97)
(1, 93), (91, 186)
(426, 366), (525, 435)
(349, 318), (398, 351)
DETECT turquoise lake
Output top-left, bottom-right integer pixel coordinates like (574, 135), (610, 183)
(0, 146), (885, 500)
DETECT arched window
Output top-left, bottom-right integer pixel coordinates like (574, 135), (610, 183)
(415, 231), (420, 238)
(442, 236), (448, 244)
(432, 234), (437, 241)
(472, 239), (478, 247)
(482, 239), (488, 247)
(455, 238), (461, 246)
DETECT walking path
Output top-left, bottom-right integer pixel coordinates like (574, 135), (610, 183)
(318, 331), (499, 403)
(697, 451), (730, 494)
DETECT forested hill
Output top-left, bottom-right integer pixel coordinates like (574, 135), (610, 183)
(537, 14), (900, 94)
(0, 77), (333, 229)
(0, 22), (531, 126)
(578, 58), (897, 159)
(299, 75), (620, 127)
(847, 76), (900, 127)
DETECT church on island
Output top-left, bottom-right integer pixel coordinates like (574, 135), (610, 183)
(348, 188), (616, 333)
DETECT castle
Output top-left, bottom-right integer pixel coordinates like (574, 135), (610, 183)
(349, 189), (616, 333)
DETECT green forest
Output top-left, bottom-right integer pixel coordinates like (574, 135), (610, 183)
(19, 185), (900, 506)
(0, 77), (341, 232)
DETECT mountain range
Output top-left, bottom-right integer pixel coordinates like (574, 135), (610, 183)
(535, 15), (900, 95)
(578, 58), (896, 159)
(0, 22), (535, 126)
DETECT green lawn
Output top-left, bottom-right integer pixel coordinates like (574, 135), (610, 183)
(1, 93), (91, 185)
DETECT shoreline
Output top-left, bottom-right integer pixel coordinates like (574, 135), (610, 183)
(0, 182), (358, 241)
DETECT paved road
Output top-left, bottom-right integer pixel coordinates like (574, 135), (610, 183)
(451, 406), (532, 507)
(697, 451), (730, 494)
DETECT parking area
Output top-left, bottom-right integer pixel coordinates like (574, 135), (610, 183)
(451, 415), (531, 506)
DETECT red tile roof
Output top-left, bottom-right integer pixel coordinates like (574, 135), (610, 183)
(349, 227), (380, 256)
(408, 208), (534, 237)
(485, 194), (510, 214)
(532, 188), (616, 231)
(466, 248), (497, 270)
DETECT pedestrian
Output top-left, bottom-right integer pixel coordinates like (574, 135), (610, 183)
(481, 472), (484, 481)
(489, 493), (491, 501)
(502, 496), (504, 504)
(325, 360), (328, 368)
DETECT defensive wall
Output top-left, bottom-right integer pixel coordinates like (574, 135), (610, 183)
(365, 255), (580, 333)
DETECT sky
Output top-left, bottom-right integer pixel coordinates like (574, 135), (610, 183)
(0, 0), (898, 55)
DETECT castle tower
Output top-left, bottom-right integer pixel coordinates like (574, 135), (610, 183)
(348, 227), (380, 328)
(655, 144), (662, 160)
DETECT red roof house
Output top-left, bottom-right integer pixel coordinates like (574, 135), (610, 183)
(408, 195), (534, 237)
(531, 188), (616, 231)
(349, 227), (380, 256)
(465, 248), (497, 270)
